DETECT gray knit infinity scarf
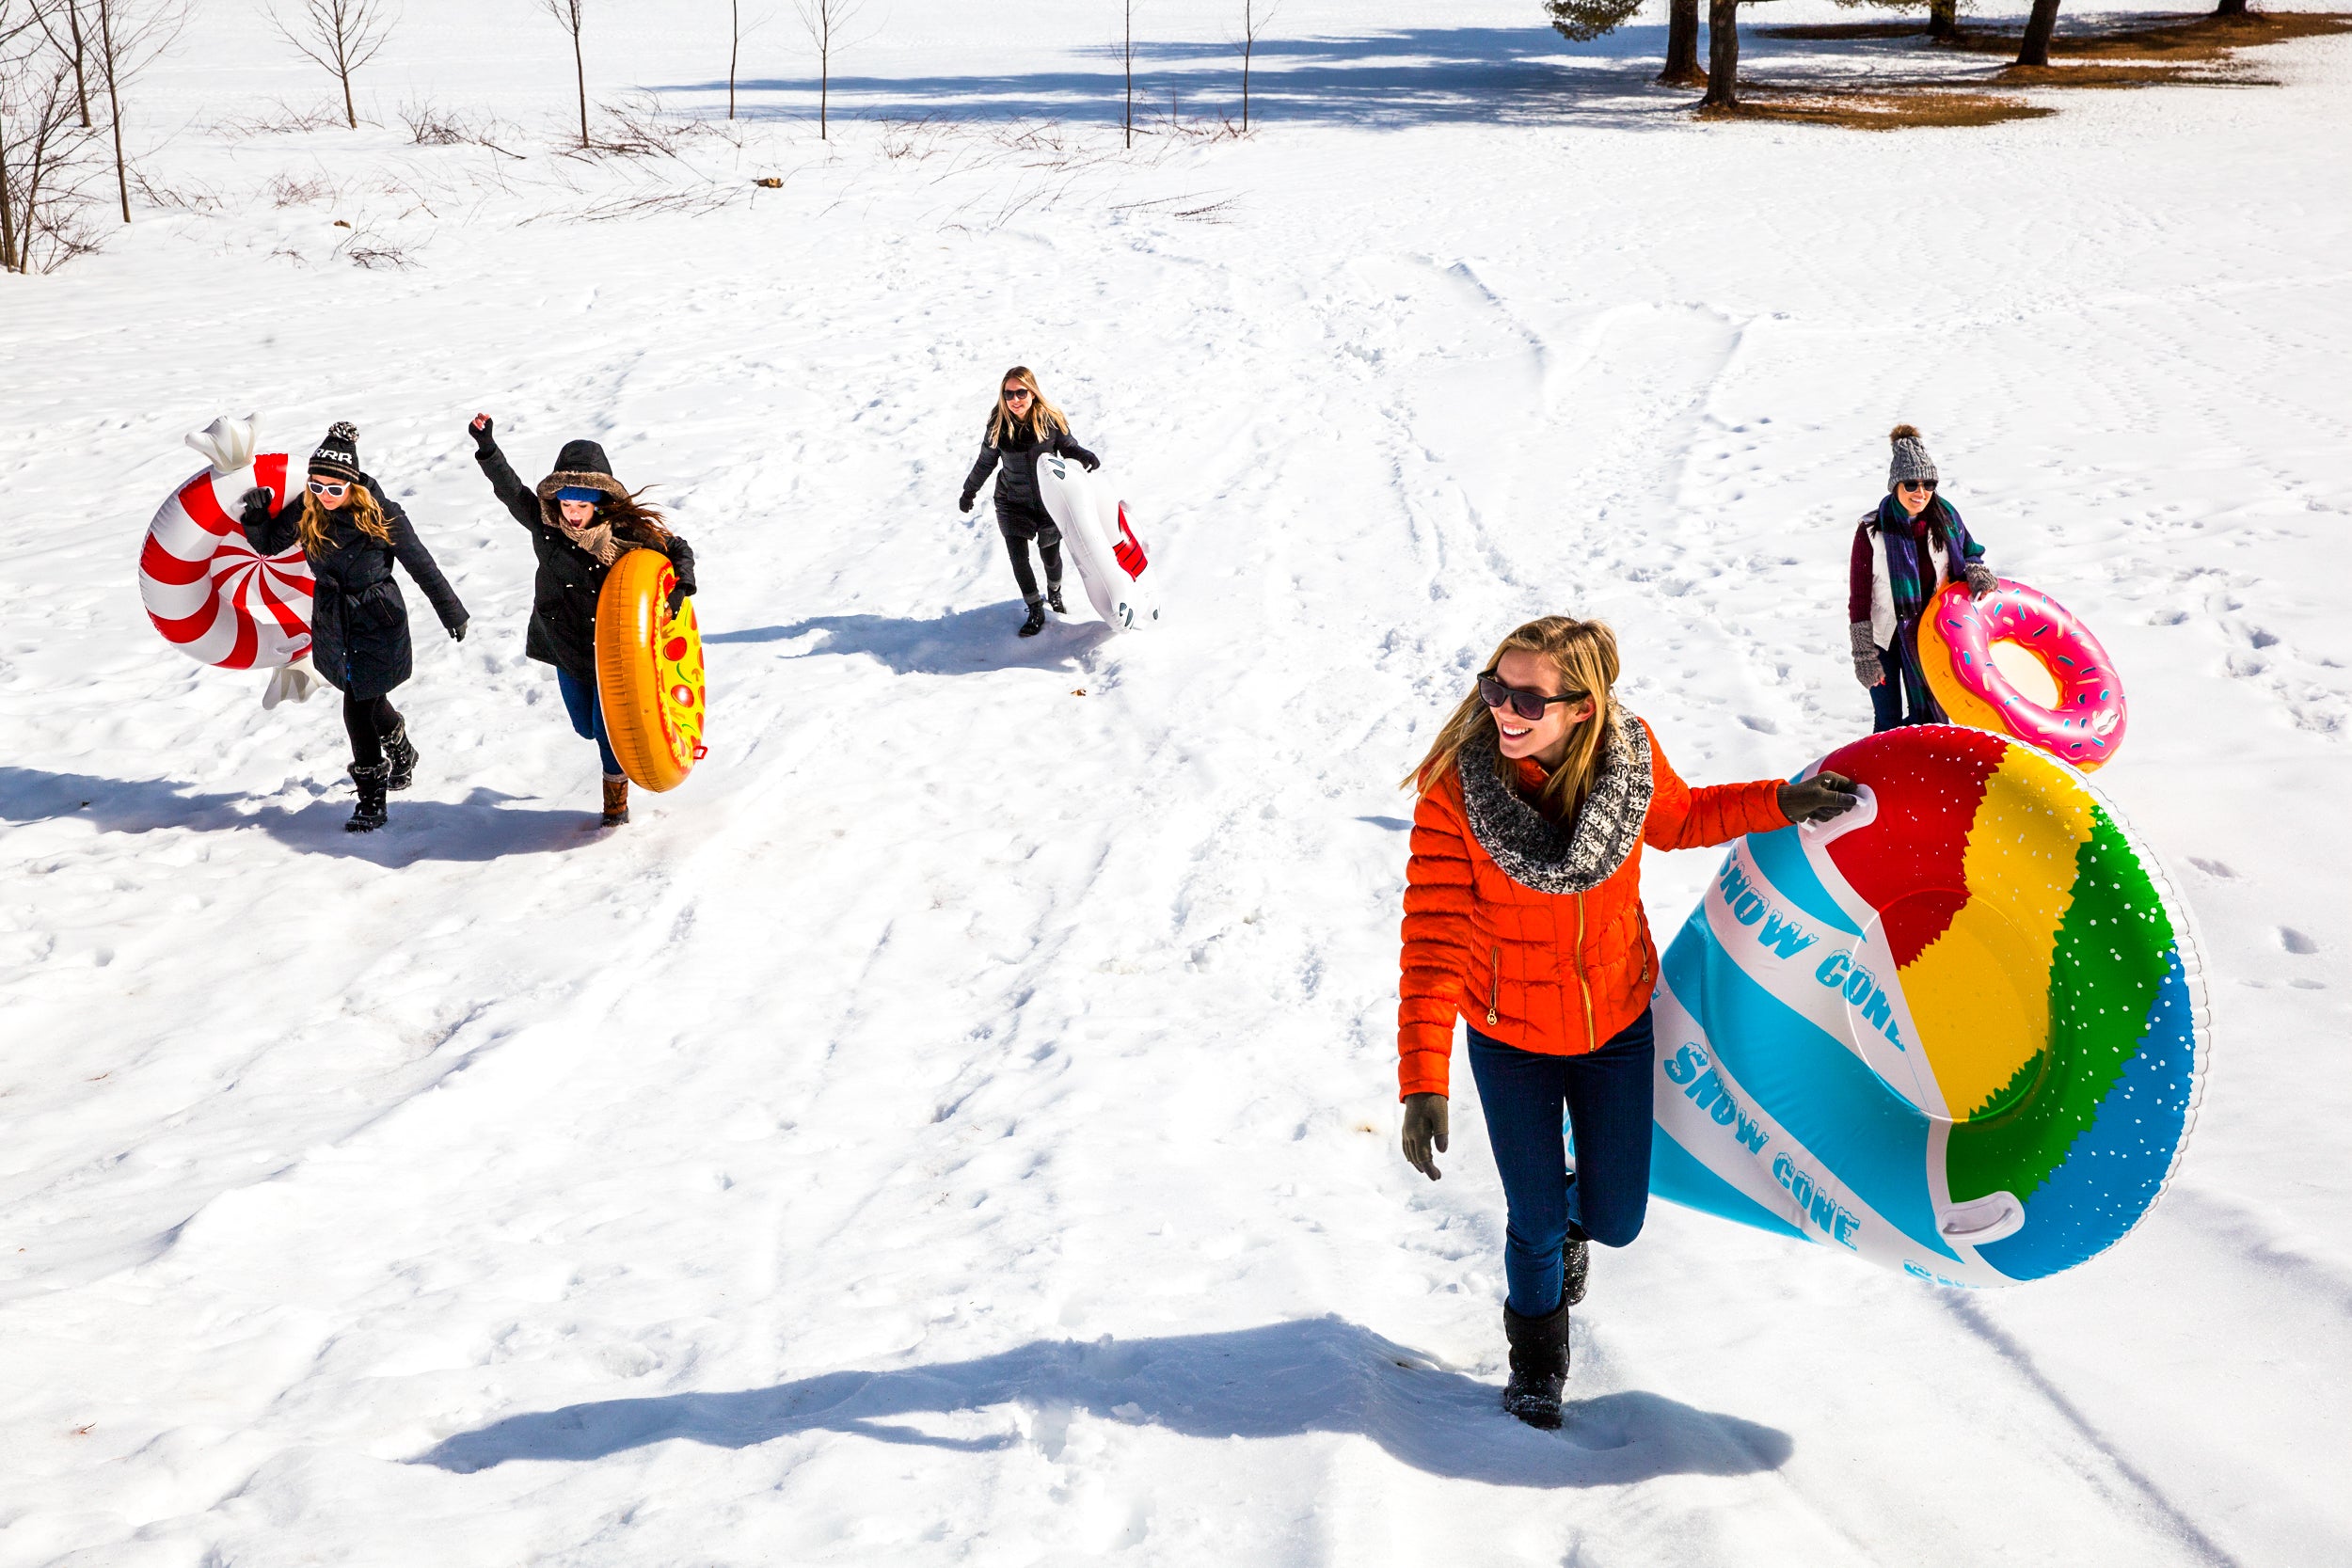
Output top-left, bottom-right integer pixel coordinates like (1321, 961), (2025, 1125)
(1456, 714), (1654, 895)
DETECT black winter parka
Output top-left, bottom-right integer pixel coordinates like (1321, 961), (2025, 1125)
(961, 418), (1099, 523)
(475, 437), (697, 682)
(240, 478), (467, 701)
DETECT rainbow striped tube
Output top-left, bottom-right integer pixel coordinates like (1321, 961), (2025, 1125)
(1645, 725), (2207, 1286)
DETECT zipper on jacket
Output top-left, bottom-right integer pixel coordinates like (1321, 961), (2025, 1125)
(1574, 894), (1597, 1053)
(1486, 945), (1502, 1027)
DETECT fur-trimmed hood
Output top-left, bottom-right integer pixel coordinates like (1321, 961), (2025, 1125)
(1455, 714), (1655, 895)
(532, 438), (631, 530)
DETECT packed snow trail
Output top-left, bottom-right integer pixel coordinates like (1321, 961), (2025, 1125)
(4, 3), (2351, 1564)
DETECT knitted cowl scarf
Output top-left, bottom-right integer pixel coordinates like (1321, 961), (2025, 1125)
(1455, 714), (1655, 895)
(557, 516), (621, 565)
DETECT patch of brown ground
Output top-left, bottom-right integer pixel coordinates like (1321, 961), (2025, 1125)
(1762, 20), (1934, 39)
(1951, 8), (2352, 59)
(1700, 86), (2057, 128)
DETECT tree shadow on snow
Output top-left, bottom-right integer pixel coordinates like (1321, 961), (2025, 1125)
(0, 766), (591, 863)
(656, 25), (1706, 130)
(708, 602), (1115, 675)
(411, 1316), (1791, 1489)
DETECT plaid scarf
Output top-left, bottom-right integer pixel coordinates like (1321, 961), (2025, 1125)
(1875, 495), (1982, 724)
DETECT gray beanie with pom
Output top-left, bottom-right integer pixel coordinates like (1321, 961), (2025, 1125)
(1887, 423), (1937, 491)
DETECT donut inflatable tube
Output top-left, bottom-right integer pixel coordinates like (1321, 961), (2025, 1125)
(1918, 578), (2126, 770)
(1034, 453), (1156, 632)
(1645, 725), (2206, 1286)
(139, 416), (314, 670)
(594, 548), (707, 793)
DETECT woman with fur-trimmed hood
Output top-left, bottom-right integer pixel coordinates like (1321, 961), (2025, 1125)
(468, 414), (698, 828)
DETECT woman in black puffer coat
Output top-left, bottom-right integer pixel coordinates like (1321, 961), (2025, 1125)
(239, 421), (469, 833)
(468, 414), (697, 828)
(959, 366), (1100, 638)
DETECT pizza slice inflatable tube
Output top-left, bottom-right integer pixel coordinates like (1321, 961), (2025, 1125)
(594, 548), (707, 793)
(1645, 725), (2206, 1287)
(1918, 578), (2127, 770)
(139, 418), (314, 670)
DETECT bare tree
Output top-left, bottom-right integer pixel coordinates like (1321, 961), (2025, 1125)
(270, 0), (396, 129)
(1121, 0), (1136, 148)
(90, 0), (186, 223)
(728, 0), (740, 119)
(25, 0), (92, 125)
(2, 7), (99, 272)
(1233, 0), (1276, 132)
(791, 0), (859, 139)
(540, 0), (589, 149)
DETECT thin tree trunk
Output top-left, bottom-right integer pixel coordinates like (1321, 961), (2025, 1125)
(97, 0), (128, 221)
(2015, 0), (2060, 65)
(819, 26), (829, 138)
(1928, 0), (1959, 40)
(571, 26), (588, 147)
(1123, 5), (1134, 149)
(1661, 0), (1704, 85)
(340, 39), (358, 128)
(1, 122), (18, 273)
(66, 2), (93, 127)
(1701, 0), (1740, 107)
(728, 0), (739, 119)
(1241, 45), (1249, 131)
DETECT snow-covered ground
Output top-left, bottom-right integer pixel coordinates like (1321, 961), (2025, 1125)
(4, 2), (2349, 1563)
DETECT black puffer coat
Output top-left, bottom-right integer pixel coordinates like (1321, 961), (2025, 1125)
(240, 479), (467, 701)
(961, 417), (1099, 523)
(475, 436), (698, 682)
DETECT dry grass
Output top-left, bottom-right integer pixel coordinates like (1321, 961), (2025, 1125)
(1958, 8), (2352, 60)
(1704, 86), (2056, 128)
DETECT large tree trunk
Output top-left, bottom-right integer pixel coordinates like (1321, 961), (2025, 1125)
(2015, 0), (2062, 65)
(1928, 0), (1960, 39)
(1702, 0), (1740, 107)
(2212, 0), (2247, 13)
(1661, 0), (1706, 86)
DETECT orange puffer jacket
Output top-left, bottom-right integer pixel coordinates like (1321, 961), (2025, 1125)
(1397, 722), (1788, 1099)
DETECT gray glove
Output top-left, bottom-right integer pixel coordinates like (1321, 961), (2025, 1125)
(1850, 621), (1883, 687)
(1402, 1093), (1449, 1181)
(1964, 562), (1999, 599)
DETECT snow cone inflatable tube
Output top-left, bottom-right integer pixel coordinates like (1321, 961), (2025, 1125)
(1918, 578), (2126, 770)
(138, 417), (314, 669)
(594, 549), (707, 793)
(1645, 725), (2206, 1287)
(1034, 452), (1156, 632)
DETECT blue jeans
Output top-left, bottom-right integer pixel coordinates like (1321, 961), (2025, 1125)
(1870, 635), (1944, 732)
(556, 666), (622, 777)
(1467, 1009), (1657, 1317)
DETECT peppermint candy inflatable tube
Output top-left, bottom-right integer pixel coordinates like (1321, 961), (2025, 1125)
(1646, 725), (2207, 1286)
(1033, 453), (1156, 632)
(139, 417), (315, 670)
(1918, 578), (2127, 770)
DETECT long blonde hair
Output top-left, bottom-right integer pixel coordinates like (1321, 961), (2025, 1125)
(987, 365), (1071, 446)
(1406, 616), (1623, 820)
(295, 478), (393, 557)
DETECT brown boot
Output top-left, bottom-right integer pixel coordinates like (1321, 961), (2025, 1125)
(600, 773), (630, 827)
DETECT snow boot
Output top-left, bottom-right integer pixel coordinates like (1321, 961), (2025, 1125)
(1501, 1300), (1570, 1430)
(601, 774), (630, 827)
(1564, 1235), (1590, 1307)
(1047, 581), (1067, 615)
(347, 761), (389, 833)
(383, 721), (418, 792)
(1018, 599), (1048, 638)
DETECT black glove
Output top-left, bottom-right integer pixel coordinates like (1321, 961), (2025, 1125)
(958, 491), (976, 515)
(664, 582), (691, 620)
(239, 486), (275, 526)
(450, 620), (468, 642)
(1780, 769), (1861, 825)
(469, 414), (496, 455)
(1402, 1093), (1449, 1181)
(1079, 454), (1100, 473)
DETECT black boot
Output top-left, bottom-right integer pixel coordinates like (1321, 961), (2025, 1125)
(347, 761), (389, 832)
(1501, 1301), (1570, 1430)
(1564, 1235), (1590, 1307)
(383, 721), (419, 792)
(1047, 581), (1066, 615)
(1018, 599), (1047, 638)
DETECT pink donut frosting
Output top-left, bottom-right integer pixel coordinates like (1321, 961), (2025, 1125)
(1927, 580), (2127, 768)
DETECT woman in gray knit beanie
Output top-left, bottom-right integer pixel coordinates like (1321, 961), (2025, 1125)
(1845, 424), (1998, 732)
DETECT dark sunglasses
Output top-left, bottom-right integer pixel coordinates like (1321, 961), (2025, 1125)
(308, 479), (350, 498)
(1478, 670), (1588, 722)
(1003, 388), (1033, 402)
(1899, 479), (1936, 494)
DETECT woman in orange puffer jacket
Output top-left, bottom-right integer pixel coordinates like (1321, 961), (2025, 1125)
(1397, 615), (1858, 1430)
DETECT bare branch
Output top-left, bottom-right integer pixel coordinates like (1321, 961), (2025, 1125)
(267, 0), (397, 128)
(539, 0), (589, 149)
(790, 0), (865, 140)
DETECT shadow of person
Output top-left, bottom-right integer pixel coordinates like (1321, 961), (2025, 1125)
(0, 766), (590, 863)
(707, 602), (1116, 675)
(411, 1316), (1790, 1489)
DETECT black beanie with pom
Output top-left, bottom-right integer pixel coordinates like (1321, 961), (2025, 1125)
(310, 420), (362, 483)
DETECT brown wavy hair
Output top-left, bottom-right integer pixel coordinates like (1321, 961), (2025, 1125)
(295, 477), (393, 556)
(986, 365), (1070, 446)
(1405, 616), (1623, 820)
